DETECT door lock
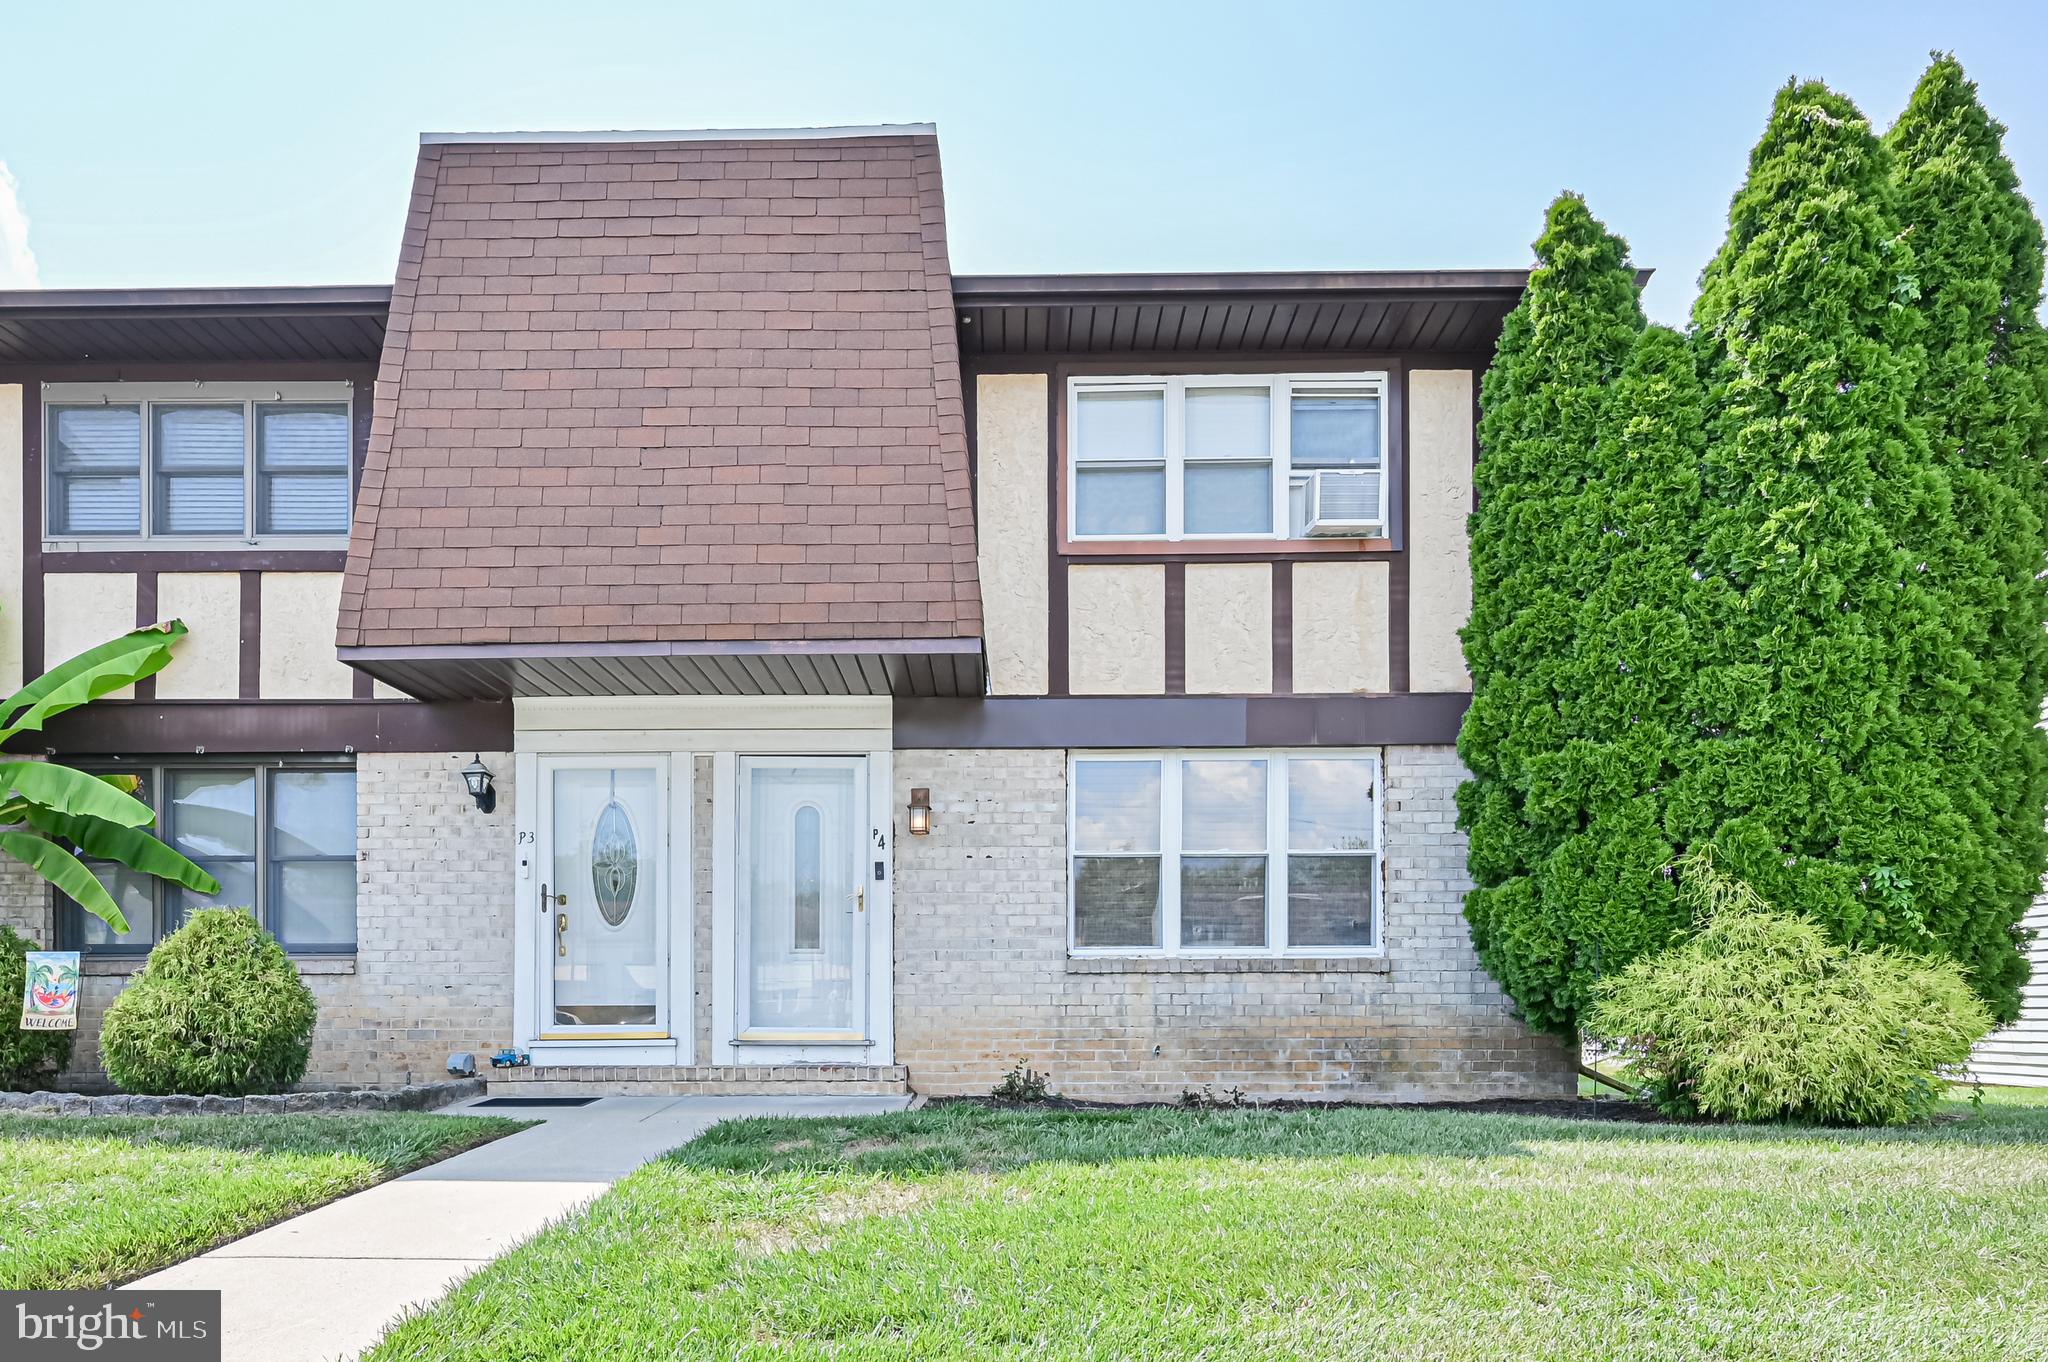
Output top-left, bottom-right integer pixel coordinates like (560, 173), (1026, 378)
(540, 883), (568, 910)
(556, 912), (569, 957)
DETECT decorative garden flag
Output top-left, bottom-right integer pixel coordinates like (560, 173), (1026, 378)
(19, 951), (80, 1031)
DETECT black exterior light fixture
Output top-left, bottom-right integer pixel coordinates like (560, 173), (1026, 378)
(461, 755), (497, 814)
(907, 787), (932, 836)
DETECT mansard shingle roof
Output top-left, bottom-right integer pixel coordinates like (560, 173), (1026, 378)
(337, 128), (982, 651)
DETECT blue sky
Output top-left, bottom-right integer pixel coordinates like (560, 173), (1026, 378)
(1, 1), (2042, 325)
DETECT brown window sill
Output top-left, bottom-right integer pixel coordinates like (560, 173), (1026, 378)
(1060, 537), (1394, 557)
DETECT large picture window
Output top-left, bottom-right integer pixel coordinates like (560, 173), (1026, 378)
(1067, 374), (1387, 542)
(45, 382), (354, 543)
(63, 760), (359, 953)
(1068, 751), (1380, 956)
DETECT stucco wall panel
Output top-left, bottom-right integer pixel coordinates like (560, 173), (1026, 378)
(976, 374), (1051, 695)
(44, 574), (136, 697)
(1068, 564), (1164, 695)
(1409, 369), (1475, 691)
(1293, 560), (1391, 693)
(154, 573), (242, 699)
(261, 572), (354, 699)
(1184, 562), (1271, 694)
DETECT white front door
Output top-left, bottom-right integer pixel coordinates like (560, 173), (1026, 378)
(736, 756), (868, 1042)
(537, 756), (669, 1039)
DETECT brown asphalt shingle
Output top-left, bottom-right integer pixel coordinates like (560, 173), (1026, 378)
(337, 131), (982, 649)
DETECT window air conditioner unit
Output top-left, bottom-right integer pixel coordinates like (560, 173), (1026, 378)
(1302, 469), (1383, 537)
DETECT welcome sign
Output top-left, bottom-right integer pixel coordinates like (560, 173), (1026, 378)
(19, 951), (80, 1031)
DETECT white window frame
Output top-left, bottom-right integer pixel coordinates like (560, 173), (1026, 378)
(1067, 748), (1384, 959)
(42, 380), (355, 552)
(1066, 373), (1390, 542)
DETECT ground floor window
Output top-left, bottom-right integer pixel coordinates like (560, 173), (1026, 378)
(63, 758), (358, 953)
(1068, 750), (1380, 956)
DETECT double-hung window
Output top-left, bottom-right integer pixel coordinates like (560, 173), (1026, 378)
(1068, 373), (1387, 541)
(1069, 751), (1381, 956)
(63, 760), (359, 954)
(45, 382), (354, 544)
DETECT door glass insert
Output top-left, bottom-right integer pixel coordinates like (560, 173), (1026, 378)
(745, 763), (859, 1033)
(590, 798), (639, 927)
(792, 805), (822, 952)
(550, 766), (660, 1028)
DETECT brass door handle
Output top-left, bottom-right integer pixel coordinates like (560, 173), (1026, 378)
(855, 885), (865, 913)
(556, 912), (569, 956)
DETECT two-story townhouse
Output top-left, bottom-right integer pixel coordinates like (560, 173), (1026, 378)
(0, 124), (1577, 1100)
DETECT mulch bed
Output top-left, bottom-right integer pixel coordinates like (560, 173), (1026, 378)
(935, 1094), (1690, 1124)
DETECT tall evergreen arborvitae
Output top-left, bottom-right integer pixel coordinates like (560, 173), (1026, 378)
(1458, 195), (1646, 1032)
(1681, 80), (2024, 1017)
(1884, 54), (2048, 1021)
(1530, 325), (1714, 1011)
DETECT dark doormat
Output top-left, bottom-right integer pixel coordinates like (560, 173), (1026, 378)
(470, 1096), (603, 1108)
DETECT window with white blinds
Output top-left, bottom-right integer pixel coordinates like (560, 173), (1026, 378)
(1067, 372), (1389, 542)
(1068, 750), (1383, 957)
(44, 383), (352, 543)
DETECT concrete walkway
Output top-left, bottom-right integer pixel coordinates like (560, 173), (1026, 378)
(129, 1093), (909, 1362)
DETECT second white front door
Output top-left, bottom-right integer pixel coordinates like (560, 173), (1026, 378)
(736, 756), (868, 1042)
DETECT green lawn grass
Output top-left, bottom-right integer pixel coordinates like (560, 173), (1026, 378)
(368, 1088), (2048, 1362)
(0, 1113), (525, 1289)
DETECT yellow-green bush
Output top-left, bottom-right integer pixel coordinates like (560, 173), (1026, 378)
(101, 908), (316, 1096)
(1586, 856), (1992, 1125)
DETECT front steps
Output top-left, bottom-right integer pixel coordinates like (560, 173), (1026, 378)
(486, 1063), (911, 1098)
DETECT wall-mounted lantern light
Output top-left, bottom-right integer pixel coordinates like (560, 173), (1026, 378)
(907, 787), (932, 836)
(461, 756), (497, 814)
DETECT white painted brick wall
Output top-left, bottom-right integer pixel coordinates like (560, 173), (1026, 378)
(892, 745), (1573, 1100)
(3, 753), (516, 1089)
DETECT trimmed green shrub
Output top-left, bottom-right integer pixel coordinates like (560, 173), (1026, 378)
(1587, 855), (1992, 1125)
(1458, 192), (1647, 1033)
(0, 925), (72, 1091)
(100, 908), (316, 1096)
(1884, 54), (2048, 1021)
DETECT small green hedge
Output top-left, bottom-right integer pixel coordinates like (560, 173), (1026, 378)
(1586, 856), (1993, 1126)
(100, 909), (317, 1096)
(0, 926), (72, 1091)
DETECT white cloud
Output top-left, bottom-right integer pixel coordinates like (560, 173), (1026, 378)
(0, 161), (38, 289)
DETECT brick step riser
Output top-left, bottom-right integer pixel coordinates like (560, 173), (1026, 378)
(487, 1064), (910, 1098)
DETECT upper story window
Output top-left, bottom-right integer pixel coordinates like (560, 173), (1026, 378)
(45, 382), (354, 546)
(1068, 373), (1387, 542)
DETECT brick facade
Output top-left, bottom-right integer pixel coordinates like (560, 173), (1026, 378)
(2, 753), (516, 1090)
(9, 742), (1566, 1101)
(891, 745), (1573, 1101)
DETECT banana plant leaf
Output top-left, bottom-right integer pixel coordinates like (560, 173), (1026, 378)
(0, 622), (187, 742)
(0, 761), (153, 827)
(20, 805), (218, 895)
(0, 830), (128, 933)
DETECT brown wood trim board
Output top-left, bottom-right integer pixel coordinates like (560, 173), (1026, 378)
(22, 700), (513, 756)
